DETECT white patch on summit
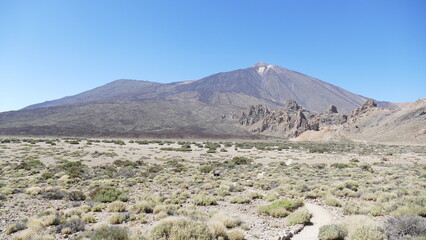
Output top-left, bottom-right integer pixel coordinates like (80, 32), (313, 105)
(257, 66), (266, 75)
(254, 62), (272, 75)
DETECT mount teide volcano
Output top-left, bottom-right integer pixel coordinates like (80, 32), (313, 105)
(0, 63), (394, 138)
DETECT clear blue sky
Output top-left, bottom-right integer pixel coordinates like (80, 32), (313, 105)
(1, 0), (425, 112)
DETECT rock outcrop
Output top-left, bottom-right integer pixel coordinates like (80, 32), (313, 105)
(239, 105), (271, 126)
(239, 98), (426, 143)
(238, 100), (319, 138)
(238, 99), (383, 139)
(347, 99), (378, 123)
(310, 105), (347, 127)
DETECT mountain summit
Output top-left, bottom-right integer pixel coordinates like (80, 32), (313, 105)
(0, 63), (397, 138)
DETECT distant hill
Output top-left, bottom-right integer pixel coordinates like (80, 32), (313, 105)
(0, 63), (404, 139)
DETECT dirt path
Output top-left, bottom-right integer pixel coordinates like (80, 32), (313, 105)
(292, 203), (333, 240)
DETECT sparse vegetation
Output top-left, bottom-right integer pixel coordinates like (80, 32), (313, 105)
(0, 138), (424, 239)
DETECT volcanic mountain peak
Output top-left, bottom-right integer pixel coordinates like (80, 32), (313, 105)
(252, 62), (274, 75)
(253, 62), (270, 68)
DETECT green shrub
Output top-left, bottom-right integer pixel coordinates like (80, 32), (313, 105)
(149, 217), (214, 240)
(5, 222), (26, 234)
(258, 199), (303, 217)
(82, 214), (97, 223)
(56, 219), (85, 234)
(350, 226), (385, 240)
(360, 164), (374, 173)
(200, 165), (213, 173)
(110, 214), (126, 224)
(108, 201), (127, 212)
(41, 172), (55, 180)
(89, 187), (128, 203)
(286, 207), (311, 226)
(319, 224), (348, 240)
(58, 160), (87, 178)
(41, 188), (66, 200)
(193, 195), (217, 206)
(227, 229), (245, 240)
(132, 201), (155, 214)
(91, 204), (106, 212)
(160, 147), (192, 152)
(89, 225), (129, 240)
(248, 191), (264, 199)
(325, 197), (342, 207)
(331, 163), (351, 169)
(16, 159), (44, 171)
(230, 197), (251, 204)
(227, 156), (252, 167)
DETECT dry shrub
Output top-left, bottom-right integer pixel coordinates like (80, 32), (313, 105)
(384, 214), (426, 240)
(149, 217), (214, 240)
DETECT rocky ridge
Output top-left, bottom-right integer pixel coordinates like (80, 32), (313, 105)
(238, 99), (380, 139)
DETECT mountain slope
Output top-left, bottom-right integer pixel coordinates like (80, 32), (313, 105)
(0, 62), (401, 138)
(25, 79), (162, 109)
(22, 63), (373, 113)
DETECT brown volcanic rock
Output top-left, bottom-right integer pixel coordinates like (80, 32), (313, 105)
(310, 105), (348, 127)
(347, 99), (378, 123)
(239, 100), (319, 138)
(239, 105), (271, 126)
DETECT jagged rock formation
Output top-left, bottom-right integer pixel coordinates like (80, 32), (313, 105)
(238, 99), (407, 140)
(238, 100), (319, 138)
(310, 105), (348, 127)
(347, 99), (378, 123)
(239, 105), (271, 126)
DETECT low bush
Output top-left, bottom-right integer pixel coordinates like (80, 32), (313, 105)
(68, 190), (86, 201)
(350, 225), (385, 240)
(258, 199), (303, 217)
(58, 160), (87, 179)
(5, 222), (27, 234)
(325, 197), (342, 207)
(286, 207), (311, 226)
(110, 213), (126, 224)
(89, 187), (128, 203)
(230, 197), (251, 204)
(82, 214), (97, 223)
(88, 225), (130, 240)
(200, 165), (213, 173)
(148, 217), (214, 240)
(16, 159), (45, 171)
(91, 204), (106, 212)
(227, 229), (245, 240)
(227, 156), (252, 167)
(108, 201), (127, 212)
(210, 213), (241, 228)
(383, 214), (426, 240)
(319, 224), (348, 240)
(193, 195), (217, 206)
(41, 172), (55, 180)
(41, 189), (66, 200)
(132, 201), (155, 214)
(56, 219), (85, 234)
